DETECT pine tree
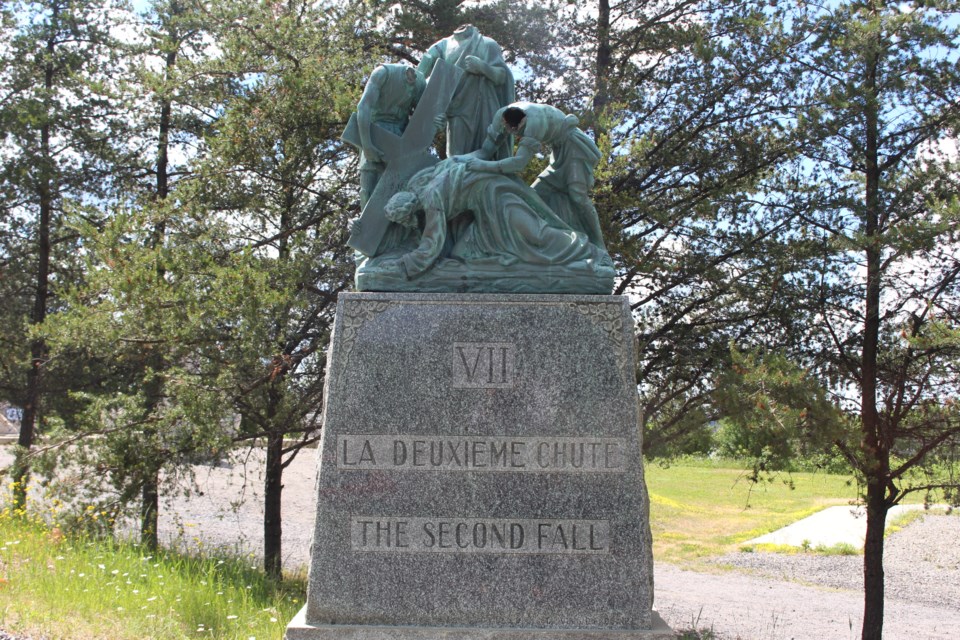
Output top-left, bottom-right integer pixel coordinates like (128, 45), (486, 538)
(190, 0), (367, 578)
(0, 0), (129, 511)
(546, 1), (805, 453)
(781, 2), (960, 637)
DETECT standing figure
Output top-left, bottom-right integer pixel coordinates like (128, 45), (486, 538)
(351, 64), (426, 207)
(418, 25), (515, 159)
(455, 102), (606, 249)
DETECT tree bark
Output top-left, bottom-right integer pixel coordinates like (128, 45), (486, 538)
(141, 475), (160, 550)
(860, 13), (888, 639)
(593, 0), (612, 140)
(13, 4), (58, 512)
(137, 16), (178, 551)
(264, 429), (284, 580)
(261, 184), (294, 579)
(862, 480), (888, 640)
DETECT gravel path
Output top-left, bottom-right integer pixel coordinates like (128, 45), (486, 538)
(4, 446), (959, 639)
(661, 514), (960, 639)
(715, 515), (960, 610)
(654, 561), (959, 640)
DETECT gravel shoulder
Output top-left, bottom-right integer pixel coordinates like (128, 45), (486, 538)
(666, 513), (960, 639)
(4, 446), (959, 639)
(715, 515), (960, 611)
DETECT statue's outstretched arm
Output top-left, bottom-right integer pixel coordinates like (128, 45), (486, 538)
(417, 46), (440, 79)
(467, 139), (534, 174)
(452, 120), (506, 163)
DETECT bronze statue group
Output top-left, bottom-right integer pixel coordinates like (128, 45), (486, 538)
(346, 25), (615, 294)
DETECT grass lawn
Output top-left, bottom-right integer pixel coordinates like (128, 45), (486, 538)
(0, 509), (303, 640)
(645, 457), (865, 566)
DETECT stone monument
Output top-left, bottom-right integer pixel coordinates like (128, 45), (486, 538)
(287, 30), (670, 639)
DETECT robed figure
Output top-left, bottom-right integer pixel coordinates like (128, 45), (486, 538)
(456, 102), (606, 249)
(418, 25), (515, 159)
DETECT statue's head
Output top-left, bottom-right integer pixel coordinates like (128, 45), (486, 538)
(503, 107), (526, 133)
(454, 24), (477, 37)
(385, 191), (420, 229)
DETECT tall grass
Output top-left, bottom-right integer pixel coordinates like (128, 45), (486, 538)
(0, 499), (302, 640)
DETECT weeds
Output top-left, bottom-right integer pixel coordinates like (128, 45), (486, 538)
(676, 607), (718, 639)
(0, 489), (303, 640)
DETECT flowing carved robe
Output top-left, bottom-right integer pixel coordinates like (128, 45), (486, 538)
(398, 161), (605, 280)
(418, 31), (515, 158)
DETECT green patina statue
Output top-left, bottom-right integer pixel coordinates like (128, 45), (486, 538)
(454, 102), (606, 250)
(418, 24), (515, 159)
(353, 64), (426, 208)
(355, 159), (613, 293)
(345, 31), (614, 295)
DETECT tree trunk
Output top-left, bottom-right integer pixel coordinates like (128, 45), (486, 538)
(859, 20), (887, 640)
(593, 0), (612, 140)
(141, 473), (160, 551)
(137, 26), (177, 550)
(262, 185), (293, 579)
(264, 430), (284, 580)
(13, 10), (58, 512)
(862, 481), (888, 640)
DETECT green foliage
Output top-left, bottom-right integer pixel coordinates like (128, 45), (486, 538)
(37, 205), (251, 518)
(676, 626), (718, 640)
(643, 403), (715, 459)
(0, 0), (140, 511)
(367, 0), (572, 82)
(814, 542), (860, 556)
(552, 1), (809, 456)
(0, 1), (120, 400)
(756, 4), (960, 634)
(187, 0), (363, 457)
(778, 0), (960, 503)
(10, 0), (371, 563)
(739, 540), (861, 556)
(713, 345), (848, 480)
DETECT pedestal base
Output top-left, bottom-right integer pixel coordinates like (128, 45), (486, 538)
(285, 606), (675, 640)
(292, 294), (662, 634)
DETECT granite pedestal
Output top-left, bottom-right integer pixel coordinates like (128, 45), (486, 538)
(286, 293), (670, 639)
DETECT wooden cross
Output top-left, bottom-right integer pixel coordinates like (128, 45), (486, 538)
(343, 59), (463, 256)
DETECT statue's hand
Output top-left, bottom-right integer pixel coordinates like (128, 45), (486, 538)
(362, 144), (384, 164)
(349, 217), (362, 235)
(433, 113), (446, 131)
(451, 154), (471, 164)
(463, 55), (485, 74)
(464, 158), (496, 172)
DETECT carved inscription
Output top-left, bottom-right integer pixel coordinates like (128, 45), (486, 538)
(338, 436), (626, 472)
(453, 342), (515, 388)
(351, 517), (610, 554)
